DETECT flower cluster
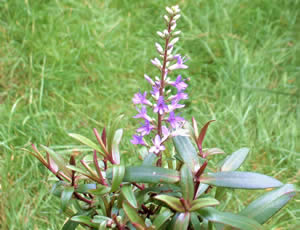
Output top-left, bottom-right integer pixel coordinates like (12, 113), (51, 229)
(131, 5), (189, 155)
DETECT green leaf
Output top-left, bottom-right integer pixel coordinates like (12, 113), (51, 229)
(190, 212), (201, 230)
(200, 172), (283, 189)
(71, 215), (98, 228)
(240, 184), (296, 224)
(180, 164), (194, 204)
(40, 145), (72, 177)
(221, 148), (249, 172)
(123, 166), (180, 184)
(142, 152), (157, 166)
(202, 148), (225, 157)
(107, 115), (123, 155)
(195, 183), (210, 198)
(92, 215), (112, 224)
(62, 217), (79, 230)
(154, 195), (185, 212)
(173, 136), (200, 173)
(66, 165), (99, 181)
(197, 120), (215, 152)
(122, 201), (146, 228)
(190, 197), (220, 211)
(89, 184), (111, 195)
(173, 212), (190, 230)
(111, 165), (125, 192)
(197, 207), (262, 230)
(75, 184), (96, 193)
(121, 184), (138, 208)
(68, 133), (105, 157)
(111, 128), (122, 164)
(153, 209), (173, 229)
(98, 222), (107, 230)
(61, 186), (74, 211)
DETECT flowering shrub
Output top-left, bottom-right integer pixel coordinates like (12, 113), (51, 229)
(28, 5), (295, 230)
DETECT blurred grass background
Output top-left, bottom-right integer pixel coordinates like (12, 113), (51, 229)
(0, 0), (299, 229)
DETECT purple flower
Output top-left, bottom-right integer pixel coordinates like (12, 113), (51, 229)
(168, 99), (185, 112)
(170, 75), (188, 91)
(168, 111), (185, 128)
(168, 55), (188, 71)
(132, 92), (151, 105)
(154, 96), (169, 115)
(133, 106), (152, 121)
(172, 91), (188, 101)
(149, 135), (165, 154)
(137, 120), (154, 136)
(144, 74), (155, 85)
(151, 85), (160, 99)
(130, 135), (145, 145)
(161, 126), (170, 142)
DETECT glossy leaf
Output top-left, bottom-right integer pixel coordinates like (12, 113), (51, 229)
(71, 215), (98, 228)
(61, 186), (74, 211)
(173, 136), (200, 172)
(121, 184), (138, 208)
(142, 152), (157, 166)
(200, 172), (283, 189)
(40, 145), (72, 177)
(62, 218), (79, 230)
(221, 148), (249, 172)
(190, 212), (201, 230)
(195, 183), (210, 198)
(173, 212), (190, 230)
(122, 201), (146, 228)
(197, 207), (262, 230)
(180, 164), (194, 204)
(107, 115), (123, 155)
(197, 120), (215, 150)
(92, 215), (112, 224)
(153, 209), (173, 229)
(123, 166), (180, 184)
(68, 133), (105, 157)
(190, 197), (220, 211)
(111, 128), (122, 164)
(66, 165), (99, 182)
(154, 195), (185, 212)
(98, 222), (107, 230)
(111, 165), (125, 192)
(240, 184), (296, 224)
(202, 148), (225, 157)
(89, 184), (111, 195)
(75, 184), (96, 193)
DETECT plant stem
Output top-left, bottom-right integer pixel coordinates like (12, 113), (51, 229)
(157, 16), (173, 167)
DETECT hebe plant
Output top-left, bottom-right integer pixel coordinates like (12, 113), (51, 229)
(28, 5), (295, 230)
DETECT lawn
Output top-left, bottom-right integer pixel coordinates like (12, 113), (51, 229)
(0, 0), (299, 229)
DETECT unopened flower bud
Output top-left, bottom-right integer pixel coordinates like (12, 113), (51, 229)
(169, 37), (179, 46)
(163, 29), (169, 37)
(164, 15), (170, 23)
(173, 14), (181, 21)
(151, 58), (162, 69)
(166, 7), (173, 15)
(155, 42), (163, 53)
(157, 31), (165, 39)
(173, 30), (181, 36)
(171, 23), (177, 31)
(172, 5), (180, 14)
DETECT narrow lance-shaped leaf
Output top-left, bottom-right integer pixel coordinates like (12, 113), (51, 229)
(122, 166), (180, 184)
(190, 212), (201, 230)
(61, 186), (74, 211)
(121, 184), (138, 209)
(240, 184), (296, 224)
(71, 216), (98, 228)
(190, 197), (220, 212)
(111, 128), (122, 164)
(173, 136), (200, 172)
(155, 195), (185, 212)
(197, 207), (262, 230)
(107, 115), (123, 155)
(111, 165), (125, 192)
(68, 133), (106, 157)
(200, 171), (283, 189)
(173, 212), (190, 230)
(197, 120), (215, 154)
(180, 164), (194, 204)
(122, 201), (146, 229)
(153, 209), (173, 229)
(221, 148), (249, 172)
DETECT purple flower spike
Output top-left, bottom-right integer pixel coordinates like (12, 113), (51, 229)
(168, 55), (188, 71)
(149, 135), (165, 154)
(151, 85), (160, 99)
(132, 92), (151, 105)
(168, 99), (185, 112)
(168, 111), (185, 128)
(133, 106), (152, 121)
(130, 135), (145, 145)
(172, 91), (188, 101)
(137, 120), (154, 136)
(170, 75), (188, 91)
(154, 96), (169, 115)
